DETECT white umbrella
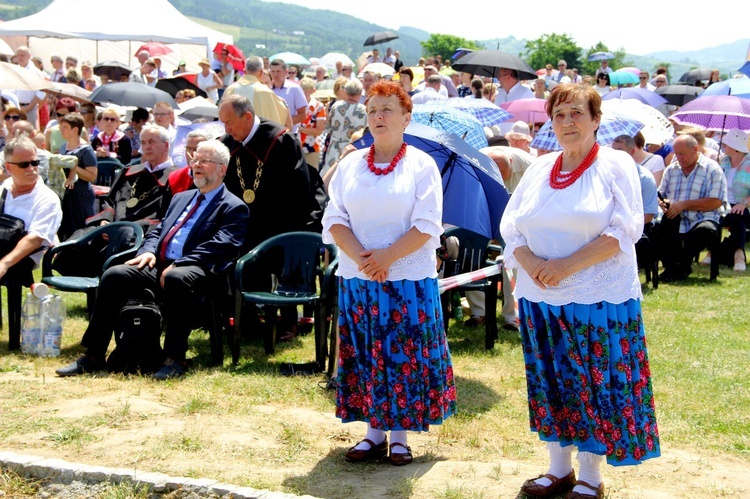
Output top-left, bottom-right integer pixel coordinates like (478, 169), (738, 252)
(318, 52), (354, 71)
(0, 39), (13, 56)
(358, 62), (394, 78)
(601, 99), (674, 146)
(0, 61), (50, 91)
(177, 96), (218, 119)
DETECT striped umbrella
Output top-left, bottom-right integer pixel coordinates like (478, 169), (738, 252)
(439, 262), (502, 293)
(530, 116), (644, 151)
(411, 102), (488, 150)
(669, 95), (750, 132)
(444, 97), (513, 127)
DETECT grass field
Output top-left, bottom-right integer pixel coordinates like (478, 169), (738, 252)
(0, 263), (748, 498)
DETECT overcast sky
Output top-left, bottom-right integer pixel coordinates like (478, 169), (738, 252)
(269, 0), (748, 57)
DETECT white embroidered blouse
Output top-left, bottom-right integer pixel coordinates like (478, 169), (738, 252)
(500, 146), (644, 306)
(322, 146), (443, 281)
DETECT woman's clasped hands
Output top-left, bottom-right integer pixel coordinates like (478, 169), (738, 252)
(358, 247), (395, 283)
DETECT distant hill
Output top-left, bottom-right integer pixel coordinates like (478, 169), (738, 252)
(1, 0), (747, 79)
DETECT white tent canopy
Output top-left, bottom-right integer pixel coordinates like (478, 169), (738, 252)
(0, 0), (233, 74)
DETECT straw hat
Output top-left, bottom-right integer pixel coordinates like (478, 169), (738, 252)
(197, 58), (211, 68)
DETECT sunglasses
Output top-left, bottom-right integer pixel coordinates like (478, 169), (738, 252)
(4, 115), (21, 121)
(6, 160), (40, 169)
(101, 117), (118, 122)
(639, 77), (648, 80)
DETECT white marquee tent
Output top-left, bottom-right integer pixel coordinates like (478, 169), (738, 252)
(0, 0), (233, 74)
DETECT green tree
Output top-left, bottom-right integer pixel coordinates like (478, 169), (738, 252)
(522, 33), (582, 72)
(580, 42), (631, 77)
(421, 34), (482, 63)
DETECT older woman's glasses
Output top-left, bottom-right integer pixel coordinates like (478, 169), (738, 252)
(5, 160), (40, 169)
(4, 115), (21, 121)
(101, 117), (118, 122)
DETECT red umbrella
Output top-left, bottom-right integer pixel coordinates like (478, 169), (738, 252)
(213, 43), (245, 71)
(173, 72), (198, 86)
(136, 42), (173, 57)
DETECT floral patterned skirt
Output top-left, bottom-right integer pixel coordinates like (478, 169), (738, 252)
(336, 277), (456, 431)
(519, 298), (660, 466)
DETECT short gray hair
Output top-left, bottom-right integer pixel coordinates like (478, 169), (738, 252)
(344, 79), (363, 97)
(197, 139), (230, 167)
(246, 56), (263, 73)
(50, 54), (63, 63)
(427, 75), (442, 85)
(5, 136), (36, 158)
(299, 77), (316, 91)
(140, 125), (169, 143)
(220, 93), (255, 117)
(186, 129), (214, 141)
(613, 134), (636, 150)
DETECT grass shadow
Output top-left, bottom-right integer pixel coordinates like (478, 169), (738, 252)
(454, 374), (503, 416)
(282, 447), (443, 499)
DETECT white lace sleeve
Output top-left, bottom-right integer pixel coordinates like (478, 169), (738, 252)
(600, 154), (644, 264)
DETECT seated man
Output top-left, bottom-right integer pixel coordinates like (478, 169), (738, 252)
(56, 140), (249, 379)
(88, 125), (178, 233)
(0, 136), (62, 287)
(656, 134), (727, 282)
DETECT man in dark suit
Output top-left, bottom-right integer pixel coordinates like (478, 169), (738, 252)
(218, 93), (312, 249)
(56, 140), (249, 380)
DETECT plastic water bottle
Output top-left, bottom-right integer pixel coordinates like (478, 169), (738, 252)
(20, 293), (41, 355)
(452, 292), (463, 320)
(43, 296), (65, 357)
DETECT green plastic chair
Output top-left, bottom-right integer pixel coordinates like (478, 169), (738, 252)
(42, 221), (144, 317)
(234, 232), (338, 368)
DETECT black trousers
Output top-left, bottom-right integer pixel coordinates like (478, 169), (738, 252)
(723, 205), (750, 252)
(81, 263), (208, 362)
(657, 215), (719, 276)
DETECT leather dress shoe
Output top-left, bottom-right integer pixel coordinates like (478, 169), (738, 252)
(152, 359), (187, 380)
(55, 354), (104, 377)
(520, 470), (576, 498)
(344, 437), (387, 463)
(565, 480), (604, 499)
(389, 442), (413, 466)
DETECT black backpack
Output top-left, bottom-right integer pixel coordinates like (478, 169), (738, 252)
(106, 293), (164, 374)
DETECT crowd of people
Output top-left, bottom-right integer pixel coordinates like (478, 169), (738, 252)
(4, 41), (750, 494)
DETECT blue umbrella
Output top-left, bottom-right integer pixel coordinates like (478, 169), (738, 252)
(739, 61), (750, 79)
(700, 78), (750, 99)
(412, 103), (488, 150)
(530, 116), (645, 151)
(602, 88), (668, 107)
(588, 51), (615, 62)
(444, 97), (513, 127)
(355, 123), (509, 240)
(608, 70), (640, 86)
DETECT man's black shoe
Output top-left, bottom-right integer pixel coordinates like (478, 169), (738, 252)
(55, 354), (104, 377)
(152, 358), (187, 380)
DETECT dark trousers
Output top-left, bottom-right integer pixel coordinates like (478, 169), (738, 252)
(723, 205), (750, 252)
(81, 263), (208, 362)
(658, 215), (719, 276)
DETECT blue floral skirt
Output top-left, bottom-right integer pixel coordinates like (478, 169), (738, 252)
(519, 298), (660, 466)
(336, 277), (456, 431)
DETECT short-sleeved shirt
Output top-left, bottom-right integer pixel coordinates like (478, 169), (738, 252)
(2, 178), (63, 265)
(658, 153), (727, 232)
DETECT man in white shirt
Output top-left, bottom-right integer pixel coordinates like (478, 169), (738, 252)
(0, 136), (62, 286)
(13, 46), (46, 130)
(596, 59), (614, 78)
(366, 49), (381, 65)
(360, 70), (380, 103)
(411, 75), (447, 104)
(414, 65), (459, 97)
(555, 60), (567, 83)
(494, 68), (534, 105)
(637, 70), (655, 91)
(152, 102), (177, 143)
(269, 59), (307, 132)
(384, 47), (396, 67)
(49, 55), (66, 83)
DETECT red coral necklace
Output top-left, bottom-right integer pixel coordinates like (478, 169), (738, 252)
(549, 143), (599, 189)
(367, 143), (407, 176)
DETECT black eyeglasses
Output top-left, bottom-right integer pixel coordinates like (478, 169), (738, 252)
(639, 77), (648, 80)
(4, 115), (21, 121)
(102, 117), (118, 122)
(5, 160), (40, 169)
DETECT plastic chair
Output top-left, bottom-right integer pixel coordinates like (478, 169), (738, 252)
(234, 232), (338, 368)
(94, 157), (123, 187)
(636, 225), (659, 289)
(441, 227), (499, 350)
(41, 221), (144, 317)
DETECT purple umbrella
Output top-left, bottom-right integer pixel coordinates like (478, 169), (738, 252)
(602, 88), (667, 107)
(668, 95), (750, 132)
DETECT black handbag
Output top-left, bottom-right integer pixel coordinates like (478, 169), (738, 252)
(106, 291), (164, 374)
(0, 188), (27, 258)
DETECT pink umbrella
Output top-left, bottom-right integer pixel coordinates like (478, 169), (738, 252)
(439, 263), (502, 294)
(499, 98), (549, 124)
(136, 42), (173, 57)
(618, 66), (642, 76)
